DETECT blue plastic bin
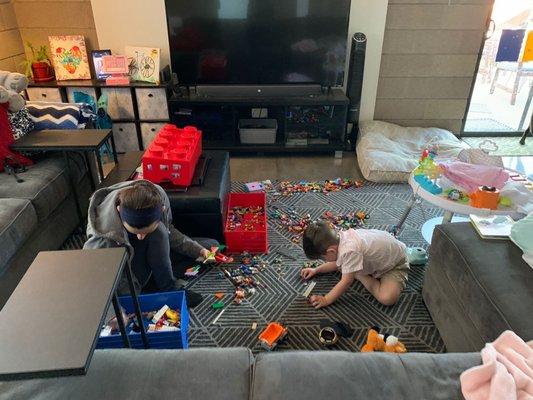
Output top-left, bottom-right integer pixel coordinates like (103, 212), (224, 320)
(96, 291), (189, 350)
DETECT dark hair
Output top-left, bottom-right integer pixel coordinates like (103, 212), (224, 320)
(116, 181), (162, 210)
(302, 221), (339, 259)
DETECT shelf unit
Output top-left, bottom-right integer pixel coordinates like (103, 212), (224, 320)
(26, 79), (172, 152)
(168, 88), (350, 153)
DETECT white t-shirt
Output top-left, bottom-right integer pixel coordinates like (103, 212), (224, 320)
(336, 229), (407, 278)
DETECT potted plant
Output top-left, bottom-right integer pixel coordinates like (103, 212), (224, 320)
(21, 42), (54, 82)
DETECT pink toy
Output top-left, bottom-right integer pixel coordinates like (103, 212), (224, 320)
(142, 124), (202, 187)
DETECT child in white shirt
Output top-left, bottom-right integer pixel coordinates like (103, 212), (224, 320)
(301, 221), (409, 309)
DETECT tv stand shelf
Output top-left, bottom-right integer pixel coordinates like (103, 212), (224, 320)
(168, 88), (349, 153)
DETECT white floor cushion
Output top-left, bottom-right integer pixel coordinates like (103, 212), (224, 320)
(356, 121), (469, 183)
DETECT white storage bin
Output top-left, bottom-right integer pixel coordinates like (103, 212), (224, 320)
(239, 119), (277, 144)
(25, 87), (63, 103)
(141, 122), (167, 149)
(101, 88), (135, 120)
(136, 88), (169, 120)
(112, 123), (139, 152)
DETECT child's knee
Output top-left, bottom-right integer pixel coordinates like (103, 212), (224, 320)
(376, 291), (400, 306)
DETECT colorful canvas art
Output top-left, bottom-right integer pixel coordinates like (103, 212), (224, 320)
(125, 46), (160, 84)
(48, 35), (91, 80)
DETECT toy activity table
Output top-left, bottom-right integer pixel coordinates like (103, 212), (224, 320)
(395, 171), (523, 243)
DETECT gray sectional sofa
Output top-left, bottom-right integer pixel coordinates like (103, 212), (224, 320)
(0, 153), (91, 309)
(0, 348), (480, 400)
(423, 222), (533, 352)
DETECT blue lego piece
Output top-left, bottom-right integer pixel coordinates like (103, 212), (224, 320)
(414, 174), (442, 194)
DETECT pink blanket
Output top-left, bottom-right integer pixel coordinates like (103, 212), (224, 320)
(440, 161), (509, 193)
(461, 331), (533, 400)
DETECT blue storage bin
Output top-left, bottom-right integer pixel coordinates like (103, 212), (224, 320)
(97, 291), (188, 350)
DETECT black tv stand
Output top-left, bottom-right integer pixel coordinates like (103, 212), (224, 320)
(168, 87), (349, 154)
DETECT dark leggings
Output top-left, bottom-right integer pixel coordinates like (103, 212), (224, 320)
(129, 224), (218, 292)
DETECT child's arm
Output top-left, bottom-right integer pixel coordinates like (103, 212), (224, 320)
(301, 261), (338, 279)
(310, 272), (355, 309)
(315, 262), (338, 274)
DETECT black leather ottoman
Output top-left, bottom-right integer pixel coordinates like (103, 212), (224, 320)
(422, 222), (533, 352)
(166, 151), (230, 242)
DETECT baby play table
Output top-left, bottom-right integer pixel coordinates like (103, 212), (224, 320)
(395, 171), (524, 243)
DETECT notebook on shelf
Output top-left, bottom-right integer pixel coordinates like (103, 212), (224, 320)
(470, 214), (514, 239)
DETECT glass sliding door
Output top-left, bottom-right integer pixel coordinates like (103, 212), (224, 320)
(463, 0), (533, 136)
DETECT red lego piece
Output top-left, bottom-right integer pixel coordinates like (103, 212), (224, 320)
(142, 124), (202, 187)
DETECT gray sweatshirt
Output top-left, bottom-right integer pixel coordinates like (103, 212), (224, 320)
(83, 180), (204, 260)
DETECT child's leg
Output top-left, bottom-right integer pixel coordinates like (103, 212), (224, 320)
(356, 274), (402, 306)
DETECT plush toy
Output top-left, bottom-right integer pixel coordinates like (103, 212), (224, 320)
(0, 71), (28, 112)
(361, 326), (407, 353)
(0, 71), (32, 173)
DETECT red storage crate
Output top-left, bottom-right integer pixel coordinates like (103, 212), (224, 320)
(224, 193), (268, 254)
(142, 124), (202, 187)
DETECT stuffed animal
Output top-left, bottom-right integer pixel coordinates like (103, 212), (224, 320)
(0, 71), (32, 173)
(0, 70), (29, 112)
(361, 326), (407, 353)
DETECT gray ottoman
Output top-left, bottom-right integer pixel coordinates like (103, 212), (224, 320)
(423, 222), (533, 352)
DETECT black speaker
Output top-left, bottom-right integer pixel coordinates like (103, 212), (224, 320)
(346, 32), (367, 148)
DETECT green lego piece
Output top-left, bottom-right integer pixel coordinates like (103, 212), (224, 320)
(212, 300), (225, 309)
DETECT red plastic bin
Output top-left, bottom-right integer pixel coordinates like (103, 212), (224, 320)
(224, 192), (268, 254)
(142, 124), (202, 187)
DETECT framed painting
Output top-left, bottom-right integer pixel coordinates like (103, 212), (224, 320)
(90, 49), (112, 81)
(48, 35), (91, 80)
(125, 46), (160, 84)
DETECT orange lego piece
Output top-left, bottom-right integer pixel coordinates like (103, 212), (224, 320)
(214, 292), (224, 300)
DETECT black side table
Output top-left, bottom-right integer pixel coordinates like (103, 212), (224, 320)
(11, 129), (118, 223)
(0, 248), (148, 381)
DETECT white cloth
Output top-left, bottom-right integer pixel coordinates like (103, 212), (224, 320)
(501, 181), (533, 215)
(336, 229), (407, 277)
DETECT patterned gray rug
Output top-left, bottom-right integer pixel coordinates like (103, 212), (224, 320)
(63, 181), (446, 353)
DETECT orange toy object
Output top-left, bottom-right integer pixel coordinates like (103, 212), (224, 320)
(258, 322), (288, 351)
(361, 327), (406, 353)
(470, 186), (500, 210)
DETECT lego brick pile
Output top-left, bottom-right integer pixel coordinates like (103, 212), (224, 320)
(62, 179), (446, 353)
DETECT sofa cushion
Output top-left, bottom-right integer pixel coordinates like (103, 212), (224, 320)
(423, 222), (533, 352)
(0, 199), (37, 274)
(0, 348), (253, 400)
(252, 351), (480, 400)
(0, 155), (85, 221)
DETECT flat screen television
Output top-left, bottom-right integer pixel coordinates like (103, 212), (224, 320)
(165, 0), (351, 86)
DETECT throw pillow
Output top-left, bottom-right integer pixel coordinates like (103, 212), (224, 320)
(8, 108), (34, 140)
(26, 101), (81, 130)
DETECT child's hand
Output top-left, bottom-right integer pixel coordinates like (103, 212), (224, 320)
(200, 248), (212, 261)
(300, 268), (316, 280)
(309, 294), (329, 309)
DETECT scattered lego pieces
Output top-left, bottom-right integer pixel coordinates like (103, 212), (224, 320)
(251, 322), (258, 331)
(225, 206), (266, 232)
(185, 265), (201, 277)
(278, 179), (363, 196)
(212, 300), (225, 309)
(321, 211), (368, 230)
